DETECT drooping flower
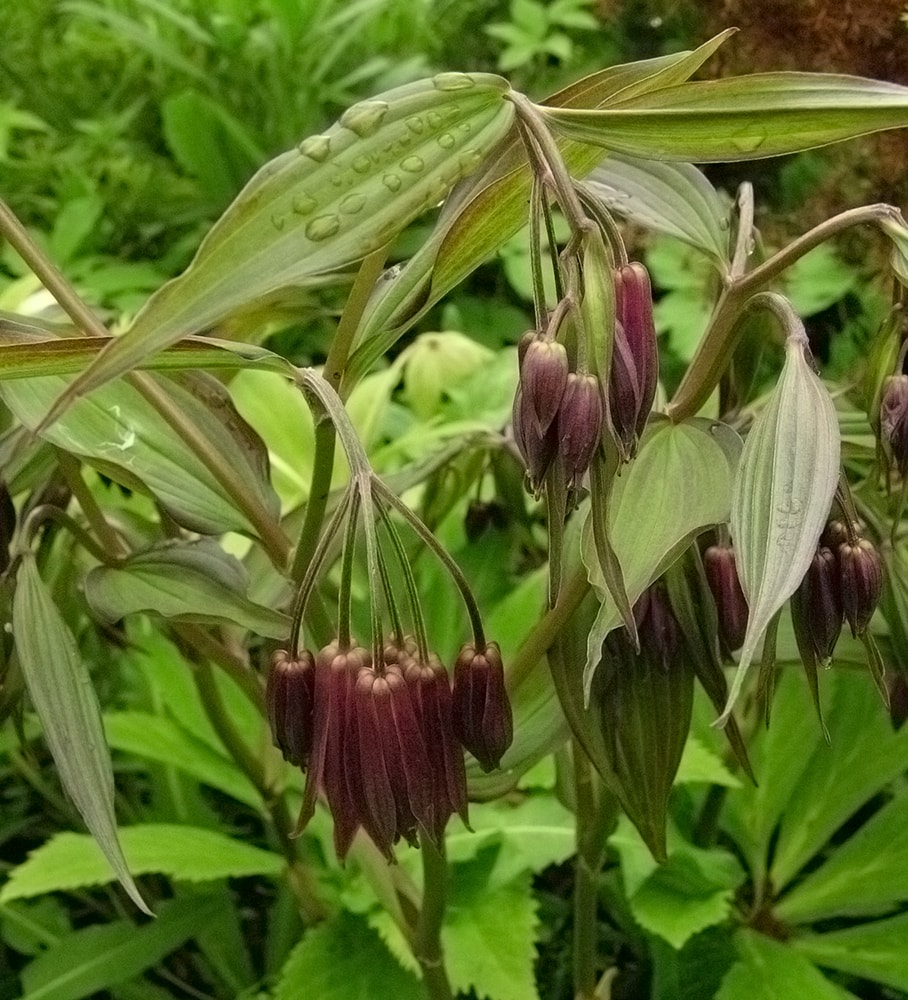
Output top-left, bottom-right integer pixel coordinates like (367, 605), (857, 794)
(452, 641), (513, 773)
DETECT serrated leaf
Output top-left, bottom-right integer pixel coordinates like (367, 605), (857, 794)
(0, 825), (284, 903)
(444, 861), (540, 1000)
(84, 539), (289, 637)
(717, 930), (856, 1000)
(11, 556), (148, 914)
(775, 791), (908, 923)
(42, 76), (515, 421)
(20, 895), (219, 1000)
(274, 911), (424, 1000)
(587, 156), (729, 265)
(676, 735), (742, 788)
(542, 72), (908, 162)
(0, 360), (281, 535)
(792, 912), (908, 993)
(582, 419), (740, 698)
(720, 327), (840, 724)
(103, 712), (261, 810)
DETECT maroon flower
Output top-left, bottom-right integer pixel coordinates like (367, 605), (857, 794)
(266, 649), (316, 768)
(703, 544), (748, 654)
(520, 335), (569, 436)
(801, 546), (843, 662)
(512, 384), (558, 491)
(838, 538), (883, 637)
(557, 372), (603, 489)
(452, 641), (513, 773)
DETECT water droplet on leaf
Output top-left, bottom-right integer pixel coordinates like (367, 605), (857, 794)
(341, 100), (389, 137)
(437, 132), (456, 149)
(340, 193), (366, 214)
(433, 72), (475, 91)
(401, 156), (424, 173)
(352, 155), (372, 174)
(383, 173), (401, 192)
(406, 116), (425, 134)
(426, 111), (443, 130)
(292, 194), (316, 216)
(297, 135), (332, 162)
(305, 215), (341, 241)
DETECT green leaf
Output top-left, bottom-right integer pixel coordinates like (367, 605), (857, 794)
(720, 323), (840, 724)
(0, 361), (281, 535)
(103, 712), (262, 811)
(792, 912), (908, 993)
(542, 72), (908, 162)
(84, 539), (289, 637)
(20, 895), (219, 1000)
(274, 911), (424, 1000)
(11, 556), (148, 914)
(43, 76), (515, 422)
(443, 860), (540, 1000)
(676, 735), (741, 788)
(783, 244), (856, 316)
(717, 930), (856, 1000)
(582, 418), (740, 698)
(587, 156), (729, 265)
(769, 670), (908, 893)
(0, 825), (284, 903)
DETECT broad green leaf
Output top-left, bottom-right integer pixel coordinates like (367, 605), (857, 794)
(443, 862), (540, 1000)
(721, 326), (840, 724)
(11, 556), (148, 914)
(676, 735), (741, 788)
(775, 791), (908, 923)
(717, 930), (856, 1000)
(0, 825), (283, 903)
(84, 539), (289, 637)
(42, 76), (515, 421)
(650, 929), (738, 1000)
(20, 895), (219, 1000)
(769, 670), (908, 892)
(274, 911), (424, 1000)
(0, 363), (281, 536)
(542, 72), (908, 162)
(587, 156), (729, 265)
(792, 912), (908, 993)
(103, 712), (261, 811)
(346, 32), (737, 384)
(582, 419), (740, 698)
(783, 244), (856, 316)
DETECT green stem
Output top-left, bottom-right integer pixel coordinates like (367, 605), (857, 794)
(376, 497), (429, 661)
(54, 450), (125, 559)
(668, 202), (906, 422)
(175, 622), (263, 710)
(22, 503), (116, 566)
(190, 660), (325, 923)
(414, 832), (454, 1000)
(290, 249), (387, 585)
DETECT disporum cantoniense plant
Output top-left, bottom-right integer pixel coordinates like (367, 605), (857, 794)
(6, 25), (908, 1000)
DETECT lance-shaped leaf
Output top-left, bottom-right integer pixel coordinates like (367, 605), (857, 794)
(84, 540), (289, 638)
(586, 155), (729, 266)
(40, 75), (515, 423)
(0, 358), (281, 536)
(11, 555), (150, 914)
(541, 72), (908, 162)
(720, 314), (840, 726)
(581, 418), (740, 701)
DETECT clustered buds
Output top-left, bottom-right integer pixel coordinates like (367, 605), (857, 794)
(610, 263), (658, 460)
(267, 636), (511, 860)
(792, 520), (884, 666)
(703, 543), (749, 655)
(880, 374), (908, 475)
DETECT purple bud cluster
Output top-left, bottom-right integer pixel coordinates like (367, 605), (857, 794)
(266, 637), (511, 861)
(704, 543), (749, 656)
(512, 262), (658, 492)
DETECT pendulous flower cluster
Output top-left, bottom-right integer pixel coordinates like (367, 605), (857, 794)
(267, 636), (511, 861)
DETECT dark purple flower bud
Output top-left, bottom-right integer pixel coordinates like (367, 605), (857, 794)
(382, 635), (418, 667)
(800, 546), (843, 662)
(352, 667), (399, 858)
(634, 584), (681, 671)
(610, 262), (658, 457)
(557, 372), (603, 488)
(520, 336), (569, 436)
(266, 649), (316, 768)
(512, 384), (558, 491)
(838, 538), (883, 637)
(452, 641), (513, 773)
(821, 520), (852, 551)
(703, 544), (748, 654)
(404, 654), (469, 841)
(880, 374), (908, 475)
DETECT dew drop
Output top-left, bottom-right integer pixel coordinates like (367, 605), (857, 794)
(437, 132), (456, 149)
(406, 116), (425, 135)
(458, 121), (472, 134)
(297, 134), (332, 162)
(383, 173), (401, 192)
(401, 155), (424, 173)
(340, 192), (366, 214)
(305, 214), (341, 241)
(426, 110), (444, 130)
(352, 154), (372, 174)
(458, 149), (483, 172)
(271, 213), (286, 231)
(433, 72), (475, 91)
(341, 100), (389, 138)
(291, 194), (316, 216)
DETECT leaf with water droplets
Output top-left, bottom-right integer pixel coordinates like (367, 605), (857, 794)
(541, 72), (908, 162)
(719, 318), (840, 726)
(12, 554), (150, 914)
(39, 74), (514, 424)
